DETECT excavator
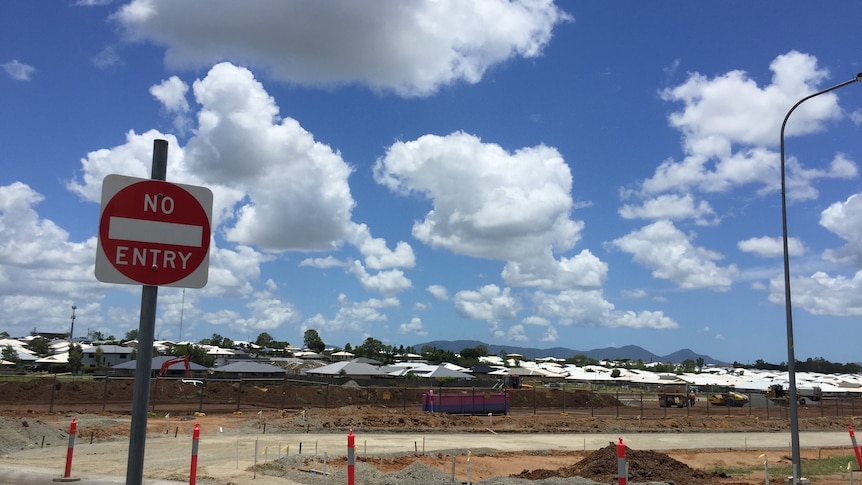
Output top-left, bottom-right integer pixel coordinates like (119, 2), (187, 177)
(157, 355), (191, 378)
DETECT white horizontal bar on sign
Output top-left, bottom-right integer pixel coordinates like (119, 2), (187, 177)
(108, 217), (204, 247)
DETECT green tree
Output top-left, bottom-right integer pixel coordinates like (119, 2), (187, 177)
(356, 337), (385, 359)
(68, 344), (84, 375)
(680, 359), (696, 373)
(303, 329), (325, 353)
(93, 346), (105, 370)
(27, 336), (50, 357)
(164, 343), (214, 368)
(255, 332), (274, 348)
(2, 345), (20, 369)
(123, 329), (139, 342)
(88, 330), (106, 341)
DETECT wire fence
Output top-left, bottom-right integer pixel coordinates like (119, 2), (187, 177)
(0, 375), (859, 420)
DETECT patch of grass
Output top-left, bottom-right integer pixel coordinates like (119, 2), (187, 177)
(769, 455), (858, 477)
(709, 455), (859, 478)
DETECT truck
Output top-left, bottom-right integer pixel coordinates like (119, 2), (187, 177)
(657, 383), (692, 407)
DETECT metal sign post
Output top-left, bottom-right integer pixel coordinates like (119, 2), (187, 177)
(94, 139), (212, 485)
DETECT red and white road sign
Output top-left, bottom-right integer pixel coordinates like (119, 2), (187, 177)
(95, 174), (213, 288)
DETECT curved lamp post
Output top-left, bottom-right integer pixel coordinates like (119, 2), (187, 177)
(779, 72), (861, 484)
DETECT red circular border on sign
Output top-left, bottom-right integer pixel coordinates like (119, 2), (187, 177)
(99, 180), (211, 286)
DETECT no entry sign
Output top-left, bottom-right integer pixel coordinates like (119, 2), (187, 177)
(95, 174), (213, 288)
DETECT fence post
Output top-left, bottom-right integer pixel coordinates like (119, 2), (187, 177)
(102, 376), (109, 411)
(616, 389), (620, 418)
(198, 378), (206, 413)
(50, 374), (57, 413)
(236, 379), (243, 412)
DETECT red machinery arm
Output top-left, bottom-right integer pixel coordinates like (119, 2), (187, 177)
(157, 355), (191, 377)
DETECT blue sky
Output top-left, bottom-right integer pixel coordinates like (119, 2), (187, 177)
(2, 1), (861, 364)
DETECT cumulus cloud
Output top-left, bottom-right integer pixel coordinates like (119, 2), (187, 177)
(453, 284), (520, 337)
(0, 183), (103, 332)
(738, 236), (804, 258)
(611, 220), (738, 290)
(348, 261), (412, 296)
(303, 294), (398, 335)
(427, 285), (449, 301)
(150, 76), (192, 133)
(532, 290), (678, 329)
(398, 317), (428, 336)
(619, 193), (717, 225)
(634, 51), (856, 204)
(229, 280), (301, 333)
(820, 193), (862, 266)
(113, 0), (570, 97)
(375, 131), (594, 290)
(769, 270), (862, 316)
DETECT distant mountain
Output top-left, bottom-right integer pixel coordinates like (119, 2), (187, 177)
(412, 340), (727, 366)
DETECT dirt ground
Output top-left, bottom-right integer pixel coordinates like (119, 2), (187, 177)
(1, 378), (860, 484)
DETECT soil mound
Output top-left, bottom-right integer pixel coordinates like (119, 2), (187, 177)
(513, 443), (734, 485)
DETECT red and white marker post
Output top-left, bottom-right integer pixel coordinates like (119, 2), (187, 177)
(189, 424), (200, 485)
(616, 437), (627, 485)
(62, 417), (77, 480)
(347, 428), (355, 485)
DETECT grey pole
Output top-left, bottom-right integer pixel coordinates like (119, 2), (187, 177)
(126, 139), (169, 485)
(69, 305), (76, 342)
(779, 73), (861, 484)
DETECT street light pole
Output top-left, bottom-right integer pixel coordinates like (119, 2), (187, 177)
(779, 72), (861, 484)
(69, 305), (77, 342)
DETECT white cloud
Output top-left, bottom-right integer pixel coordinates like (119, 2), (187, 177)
(299, 256), (348, 269)
(737, 236), (804, 258)
(0, 183), (103, 333)
(522, 316), (550, 326)
(347, 223), (415, 270)
(150, 76), (190, 112)
(114, 0), (570, 97)
(769, 270), (862, 316)
(538, 325), (558, 343)
(427, 285), (449, 301)
(375, 131), (596, 290)
(454, 284), (520, 322)
(230, 280), (301, 333)
(302, 294), (398, 335)
(612, 220), (738, 290)
(821, 193), (862, 265)
(150, 76), (192, 133)
(638, 51), (855, 201)
(398, 317), (428, 336)
(2, 60), (35, 80)
(348, 261), (412, 296)
(619, 193), (717, 225)
(507, 324), (528, 342)
(186, 63), (356, 251)
(532, 290), (678, 329)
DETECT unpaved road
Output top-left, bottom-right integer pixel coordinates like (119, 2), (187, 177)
(0, 428), (854, 484)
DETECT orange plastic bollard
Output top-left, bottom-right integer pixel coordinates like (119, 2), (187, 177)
(347, 428), (355, 485)
(190, 423), (200, 485)
(850, 426), (862, 470)
(63, 418), (77, 478)
(616, 437), (627, 485)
